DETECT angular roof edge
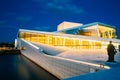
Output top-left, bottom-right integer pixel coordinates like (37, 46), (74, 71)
(18, 29), (55, 35)
(93, 22), (116, 28)
(55, 22), (116, 32)
(19, 29), (51, 33)
(17, 29), (120, 43)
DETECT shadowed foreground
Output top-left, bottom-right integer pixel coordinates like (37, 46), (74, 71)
(0, 55), (59, 80)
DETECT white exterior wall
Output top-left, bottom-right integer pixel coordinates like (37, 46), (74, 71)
(57, 21), (83, 31)
(84, 25), (100, 37)
(19, 39), (109, 79)
(14, 39), (17, 48)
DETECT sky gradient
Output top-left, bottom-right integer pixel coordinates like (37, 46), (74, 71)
(0, 0), (120, 42)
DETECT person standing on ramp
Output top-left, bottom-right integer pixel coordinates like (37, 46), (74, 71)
(107, 41), (117, 62)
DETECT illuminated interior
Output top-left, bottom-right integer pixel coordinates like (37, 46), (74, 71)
(98, 25), (117, 38)
(18, 30), (119, 50)
(56, 22), (117, 39)
(18, 22), (119, 50)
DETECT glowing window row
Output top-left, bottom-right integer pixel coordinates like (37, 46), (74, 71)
(19, 32), (104, 49)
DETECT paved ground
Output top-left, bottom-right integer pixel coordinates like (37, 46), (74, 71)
(33, 42), (120, 64)
(64, 62), (120, 80)
(33, 42), (120, 80)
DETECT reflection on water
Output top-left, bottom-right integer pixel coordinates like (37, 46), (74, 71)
(0, 55), (59, 80)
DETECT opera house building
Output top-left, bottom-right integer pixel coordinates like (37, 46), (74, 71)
(15, 21), (120, 79)
(16, 21), (120, 50)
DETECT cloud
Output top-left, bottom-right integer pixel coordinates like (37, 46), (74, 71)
(45, 0), (84, 14)
(34, 26), (52, 31)
(16, 16), (32, 23)
(34, 0), (85, 15)
(51, 0), (70, 3)
(47, 3), (84, 14)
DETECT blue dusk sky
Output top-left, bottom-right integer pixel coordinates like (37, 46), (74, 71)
(0, 0), (120, 42)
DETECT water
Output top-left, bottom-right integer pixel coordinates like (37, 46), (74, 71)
(0, 54), (59, 80)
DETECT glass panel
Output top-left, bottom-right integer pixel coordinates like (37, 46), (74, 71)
(19, 31), (106, 50)
(31, 33), (38, 42)
(24, 32), (31, 41)
(82, 40), (90, 49)
(20, 32), (25, 39)
(94, 42), (101, 49)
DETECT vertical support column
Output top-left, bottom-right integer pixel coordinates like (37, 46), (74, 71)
(31, 33), (33, 42)
(54, 37), (57, 46)
(89, 40), (92, 49)
(58, 37), (60, 46)
(36, 33), (38, 42)
(50, 35), (52, 46)
(103, 32), (105, 38)
(109, 30), (112, 38)
(63, 37), (66, 47)
(43, 34), (45, 44)
(74, 39), (76, 49)
(38, 33), (40, 43)
(60, 38), (62, 46)
(107, 31), (110, 38)
(47, 36), (50, 45)
(109, 30), (111, 38)
(30, 32), (31, 42)
(111, 30), (113, 38)
(51, 35), (53, 46)
(79, 39), (81, 49)
(24, 32), (25, 40)
(96, 25), (100, 37)
(93, 41), (95, 49)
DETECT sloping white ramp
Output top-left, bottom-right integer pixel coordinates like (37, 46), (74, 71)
(19, 39), (109, 79)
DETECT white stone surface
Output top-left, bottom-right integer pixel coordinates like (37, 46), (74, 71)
(20, 40), (108, 79)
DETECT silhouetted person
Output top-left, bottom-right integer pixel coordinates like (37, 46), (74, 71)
(119, 45), (120, 52)
(107, 41), (117, 62)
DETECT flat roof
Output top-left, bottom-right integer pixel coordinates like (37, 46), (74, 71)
(55, 22), (116, 32)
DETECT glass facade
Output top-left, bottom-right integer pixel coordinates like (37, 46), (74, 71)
(18, 31), (115, 50)
(18, 22), (119, 50)
(56, 24), (117, 39)
(98, 25), (117, 38)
